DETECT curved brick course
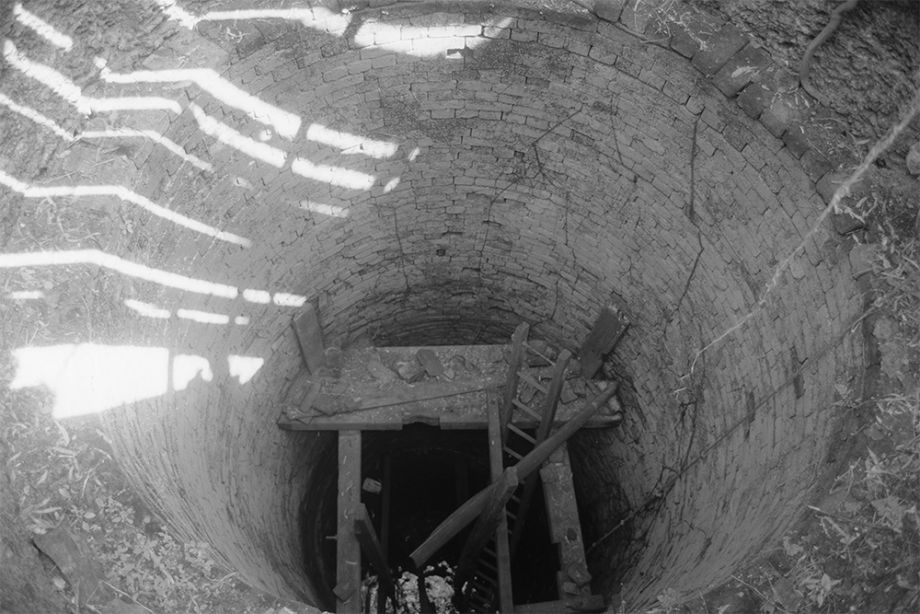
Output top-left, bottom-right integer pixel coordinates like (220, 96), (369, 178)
(1, 0), (867, 610)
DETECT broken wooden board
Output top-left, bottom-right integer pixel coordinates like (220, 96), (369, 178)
(579, 304), (629, 379)
(278, 344), (622, 431)
(292, 302), (325, 374)
(540, 445), (592, 600)
(335, 431), (362, 614)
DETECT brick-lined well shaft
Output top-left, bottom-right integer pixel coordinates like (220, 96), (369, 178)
(1, 0), (866, 610)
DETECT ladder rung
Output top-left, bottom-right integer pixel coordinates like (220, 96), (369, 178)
(507, 423), (536, 444)
(522, 341), (554, 364)
(479, 560), (497, 573)
(511, 398), (542, 421)
(517, 372), (549, 394)
(504, 447), (524, 461)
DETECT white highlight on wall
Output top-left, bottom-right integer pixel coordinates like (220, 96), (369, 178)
(242, 289), (271, 304)
(152, 0), (351, 35)
(292, 157), (376, 190)
(189, 103), (286, 168)
(272, 293), (307, 307)
(4, 40), (181, 115)
(98, 61), (301, 140)
(353, 20), (510, 58)
(305, 124), (397, 159)
(13, 3), (73, 51)
(0, 249), (307, 308)
(0, 170), (248, 246)
(299, 200), (349, 218)
(9, 343), (264, 418)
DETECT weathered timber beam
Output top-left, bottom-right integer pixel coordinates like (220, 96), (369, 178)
(510, 349), (571, 557)
(453, 466), (519, 603)
(409, 384), (619, 567)
(354, 504), (396, 611)
(335, 431), (362, 613)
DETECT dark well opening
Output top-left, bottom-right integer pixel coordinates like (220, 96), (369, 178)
(299, 423), (564, 609)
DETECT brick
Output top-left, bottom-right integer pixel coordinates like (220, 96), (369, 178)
(594, 0), (625, 23)
(692, 24), (748, 76)
(712, 45), (772, 98)
(799, 149), (834, 183)
(781, 125), (811, 159)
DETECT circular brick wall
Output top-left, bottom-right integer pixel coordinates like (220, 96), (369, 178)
(2, 0), (867, 610)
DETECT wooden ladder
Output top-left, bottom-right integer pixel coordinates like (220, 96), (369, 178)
(458, 323), (572, 612)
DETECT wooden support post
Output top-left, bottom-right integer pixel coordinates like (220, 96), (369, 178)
(454, 468), (517, 610)
(380, 456), (392, 562)
(501, 323), (530, 443)
(335, 431), (362, 614)
(292, 301), (326, 374)
(509, 350), (571, 557)
(409, 384), (618, 567)
(579, 304), (628, 379)
(488, 400), (515, 614)
(354, 504), (396, 612)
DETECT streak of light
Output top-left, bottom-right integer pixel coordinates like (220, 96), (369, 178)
(242, 289), (271, 304)
(0, 250), (240, 298)
(291, 157), (375, 190)
(124, 298), (171, 319)
(353, 23), (491, 58)
(0, 249), (307, 308)
(305, 124), (397, 159)
(81, 129), (212, 171)
(0, 170), (249, 246)
(152, 0), (351, 35)
(189, 103), (286, 168)
(7, 290), (45, 300)
(13, 4), (73, 51)
(98, 61), (301, 140)
(10, 343), (265, 417)
(4, 40), (181, 115)
(299, 200), (349, 218)
(176, 308), (229, 325)
(273, 293), (306, 307)
(0, 93), (213, 171)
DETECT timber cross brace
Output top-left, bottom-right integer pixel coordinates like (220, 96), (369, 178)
(279, 311), (629, 613)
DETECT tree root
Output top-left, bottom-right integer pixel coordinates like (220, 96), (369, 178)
(799, 0), (861, 103)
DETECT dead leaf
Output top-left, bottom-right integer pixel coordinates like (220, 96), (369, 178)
(871, 496), (906, 532)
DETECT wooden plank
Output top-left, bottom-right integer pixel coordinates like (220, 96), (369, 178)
(279, 390), (621, 431)
(354, 504), (396, 610)
(292, 302), (326, 374)
(500, 323), (530, 442)
(488, 399), (515, 614)
(409, 384), (618, 567)
(579, 304), (629, 379)
(453, 466), (518, 603)
(541, 446), (591, 600)
(509, 350), (571, 557)
(335, 431), (362, 614)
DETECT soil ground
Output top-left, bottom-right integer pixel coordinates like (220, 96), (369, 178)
(1, 1), (919, 613)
